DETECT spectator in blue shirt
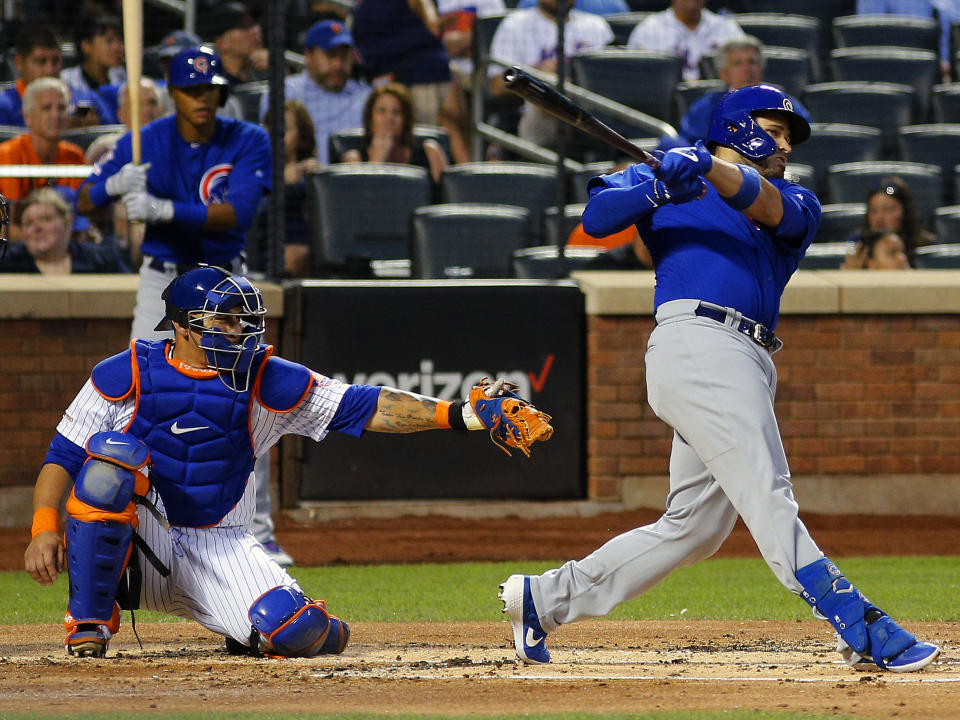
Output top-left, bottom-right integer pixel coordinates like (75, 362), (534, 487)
(60, 14), (126, 125)
(0, 25), (113, 128)
(514, 0), (628, 14)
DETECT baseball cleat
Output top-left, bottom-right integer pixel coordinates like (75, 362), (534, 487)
(261, 540), (294, 567)
(318, 616), (350, 655)
(65, 623), (110, 658)
(839, 636), (941, 672)
(499, 574), (550, 664)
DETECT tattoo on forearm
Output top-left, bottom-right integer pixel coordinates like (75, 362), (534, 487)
(375, 389), (439, 432)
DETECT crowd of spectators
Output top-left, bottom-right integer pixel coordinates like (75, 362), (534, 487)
(3, 0), (960, 276)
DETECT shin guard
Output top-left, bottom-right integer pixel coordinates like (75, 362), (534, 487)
(248, 586), (349, 658)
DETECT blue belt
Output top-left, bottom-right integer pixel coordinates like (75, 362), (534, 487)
(147, 253), (246, 275)
(694, 303), (782, 351)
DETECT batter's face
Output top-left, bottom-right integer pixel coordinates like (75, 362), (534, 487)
(171, 84), (221, 127)
(15, 47), (62, 84)
(306, 45), (354, 92)
(749, 113), (791, 179)
(21, 201), (71, 262)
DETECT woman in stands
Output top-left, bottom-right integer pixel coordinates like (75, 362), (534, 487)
(0, 187), (128, 274)
(844, 176), (935, 268)
(342, 82), (448, 184)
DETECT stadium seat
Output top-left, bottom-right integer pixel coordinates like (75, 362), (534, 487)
(913, 243), (960, 267)
(898, 124), (960, 204)
(826, 161), (942, 229)
(932, 83), (960, 123)
(762, 46), (810, 98)
(934, 205), (960, 243)
(473, 12), (507, 71)
(543, 204), (587, 247)
(308, 164), (432, 275)
(817, 203), (865, 244)
(734, 13), (822, 81)
(570, 48), (683, 124)
(832, 14), (939, 52)
(674, 80), (726, 124)
(440, 162), (558, 245)
(802, 82), (914, 158)
(785, 163), (815, 194)
(328, 125), (452, 166)
(829, 47), (938, 122)
(605, 12), (651, 46)
(409, 203), (529, 279)
(798, 242), (849, 269)
(63, 124), (126, 151)
(788, 123), (882, 196)
(511, 245), (606, 279)
(231, 81), (268, 123)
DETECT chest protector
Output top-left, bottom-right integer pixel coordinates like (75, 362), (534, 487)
(125, 340), (264, 527)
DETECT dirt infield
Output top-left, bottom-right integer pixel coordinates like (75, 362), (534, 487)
(2, 510), (959, 717)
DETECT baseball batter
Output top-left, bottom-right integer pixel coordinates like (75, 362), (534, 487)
(500, 85), (940, 673)
(24, 266), (553, 658)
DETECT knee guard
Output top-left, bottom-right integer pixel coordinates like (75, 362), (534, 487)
(248, 586), (350, 658)
(64, 432), (150, 632)
(796, 557), (917, 670)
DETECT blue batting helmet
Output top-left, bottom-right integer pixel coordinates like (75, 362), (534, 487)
(706, 84), (810, 161)
(168, 46), (229, 104)
(157, 265), (267, 392)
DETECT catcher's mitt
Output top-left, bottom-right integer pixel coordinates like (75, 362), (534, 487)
(468, 378), (553, 457)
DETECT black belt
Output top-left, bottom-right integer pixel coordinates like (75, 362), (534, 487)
(694, 304), (782, 351)
(147, 253), (245, 275)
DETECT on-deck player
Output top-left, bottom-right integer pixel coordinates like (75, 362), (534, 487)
(498, 84), (941, 673)
(23, 265), (552, 658)
(76, 45), (286, 564)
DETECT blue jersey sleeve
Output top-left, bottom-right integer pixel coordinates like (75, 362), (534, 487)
(224, 124), (272, 230)
(771, 180), (821, 256)
(43, 432), (87, 479)
(582, 164), (656, 237)
(328, 385), (381, 438)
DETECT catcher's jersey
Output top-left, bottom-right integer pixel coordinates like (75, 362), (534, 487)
(83, 115), (272, 265)
(589, 164), (821, 330)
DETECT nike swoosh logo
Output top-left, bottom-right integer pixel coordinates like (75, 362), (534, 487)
(170, 421), (210, 435)
(104, 438), (128, 445)
(525, 627), (544, 647)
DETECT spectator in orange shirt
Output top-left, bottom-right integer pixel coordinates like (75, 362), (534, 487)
(0, 77), (87, 219)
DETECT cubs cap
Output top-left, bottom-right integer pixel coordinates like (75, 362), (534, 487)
(305, 20), (354, 51)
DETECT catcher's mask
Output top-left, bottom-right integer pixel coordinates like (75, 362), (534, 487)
(0, 193), (9, 264)
(157, 265), (266, 392)
(706, 83), (810, 161)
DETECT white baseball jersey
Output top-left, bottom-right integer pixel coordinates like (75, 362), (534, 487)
(487, 7), (614, 77)
(627, 7), (744, 81)
(56, 371), (351, 642)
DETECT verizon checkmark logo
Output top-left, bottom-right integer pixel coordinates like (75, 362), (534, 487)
(170, 421), (210, 435)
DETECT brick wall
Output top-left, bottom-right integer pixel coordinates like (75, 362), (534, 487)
(586, 313), (960, 502)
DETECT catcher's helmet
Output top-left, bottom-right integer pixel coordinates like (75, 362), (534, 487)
(167, 46), (229, 105)
(0, 193), (9, 265)
(157, 265), (267, 392)
(707, 84), (810, 161)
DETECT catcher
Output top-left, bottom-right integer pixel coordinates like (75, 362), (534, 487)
(23, 265), (552, 658)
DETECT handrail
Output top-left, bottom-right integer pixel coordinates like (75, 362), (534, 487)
(474, 123), (585, 173)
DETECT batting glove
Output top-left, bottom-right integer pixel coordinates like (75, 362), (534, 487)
(105, 162), (151, 198)
(643, 176), (705, 209)
(123, 192), (174, 223)
(655, 140), (713, 184)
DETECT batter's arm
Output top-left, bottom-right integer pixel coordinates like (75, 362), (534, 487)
(704, 156), (784, 227)
(24, 463), (72, 586)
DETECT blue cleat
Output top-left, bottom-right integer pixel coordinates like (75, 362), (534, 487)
(499, 574), (550, 664)
(840, 636), (941, 673)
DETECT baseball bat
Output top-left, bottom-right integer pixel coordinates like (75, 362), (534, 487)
(122, 0), (143, 164)
(502, 66), (660, 168)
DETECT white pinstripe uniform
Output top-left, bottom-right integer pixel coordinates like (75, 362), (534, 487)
(56, 371), (349, 642)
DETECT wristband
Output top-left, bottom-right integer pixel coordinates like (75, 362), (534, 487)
(723, 164), (762, 211)
(172, 202), (209, 229)
(435, 400), (452, 429)
(447, 402), (468, 433)
(31, 507), (60, 538)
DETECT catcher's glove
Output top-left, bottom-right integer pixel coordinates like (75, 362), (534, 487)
(467, 378), (553, 457)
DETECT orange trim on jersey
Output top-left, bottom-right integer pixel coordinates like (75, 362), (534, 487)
(247, 345), (274, 450)
(434, 401), (452, 429)
(31, 507), (60, 538)
(165, 342), (219, 378)
(255, 349), (318, 414)
(65, 489), (139, 529)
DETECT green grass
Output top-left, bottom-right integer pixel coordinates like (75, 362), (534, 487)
(3, 556), (958, 624)
(0, 714), (860, 720)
